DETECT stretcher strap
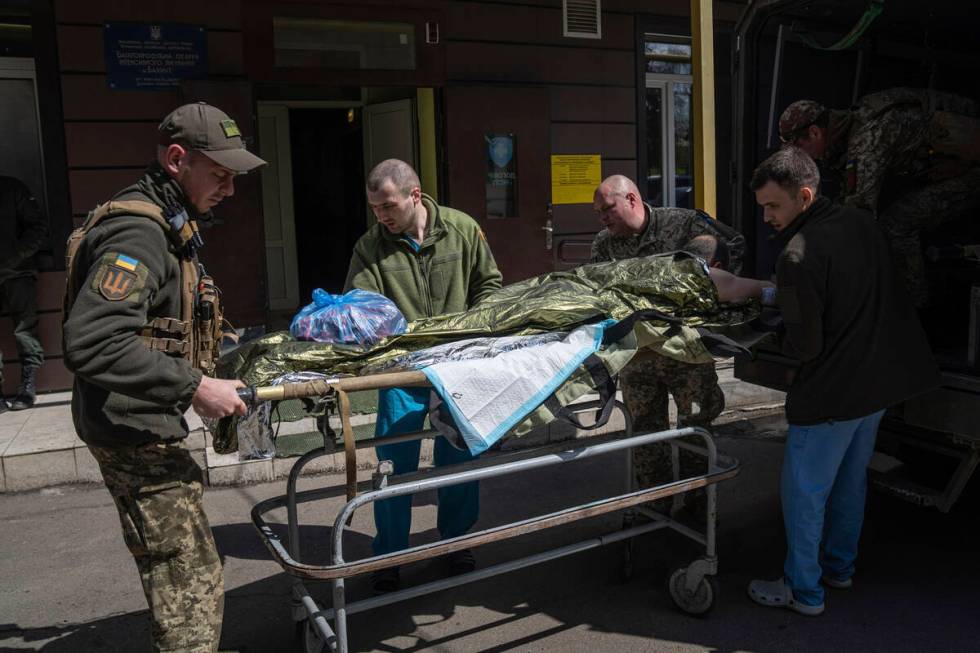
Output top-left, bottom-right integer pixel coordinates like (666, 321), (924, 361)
(605, 308), (755, 359)
(427, 393), (465, 451)
(693, 328), (752, 358)
(543, 353), (617, 431)
(601, 308), (683, 345)
(337, 390), (358, 502)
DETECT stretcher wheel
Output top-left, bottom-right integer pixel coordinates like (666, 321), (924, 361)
(298, 618), (327, 653)
(666, 565), (718, 616)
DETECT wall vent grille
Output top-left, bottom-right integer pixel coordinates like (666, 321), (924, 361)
(563, 0), (601, 40)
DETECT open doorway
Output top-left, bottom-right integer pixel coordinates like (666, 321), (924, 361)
(258, 88), (424, 327)
(258, 103), (365, 323)
(290, 107), (366, 299)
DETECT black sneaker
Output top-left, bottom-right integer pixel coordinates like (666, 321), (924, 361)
(371, 567), (400, 595)
(445, 548), (476, 576)
(0, 397), (9, 414)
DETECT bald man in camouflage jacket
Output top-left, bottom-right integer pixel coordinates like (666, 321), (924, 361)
(590, 175), (744, 519)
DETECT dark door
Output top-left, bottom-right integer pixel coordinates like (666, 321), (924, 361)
(444, 86), (552, 283)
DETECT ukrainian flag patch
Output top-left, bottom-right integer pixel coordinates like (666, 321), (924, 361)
(220, 119), (241, 138)
(114, 254), (139, 271)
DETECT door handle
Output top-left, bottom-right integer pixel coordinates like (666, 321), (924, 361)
(543, 203), (554, 251)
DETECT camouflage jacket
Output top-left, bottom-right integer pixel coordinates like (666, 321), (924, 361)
(590, 204), (745, 274)
(830, 87), (978, 213)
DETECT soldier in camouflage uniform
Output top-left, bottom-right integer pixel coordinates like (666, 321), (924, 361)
(591, 175), (742, 516)
(620, 352), (726, 516)
(591, 176), (746, 274)
(63, 103), (264, 653)
(0, 176), (48, 411)
(779, 89), (980, 306)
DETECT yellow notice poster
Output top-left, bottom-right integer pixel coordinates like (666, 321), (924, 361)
(551, 155), (602, 204)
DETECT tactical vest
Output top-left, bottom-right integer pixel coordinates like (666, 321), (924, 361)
(63, 200), (232, 375)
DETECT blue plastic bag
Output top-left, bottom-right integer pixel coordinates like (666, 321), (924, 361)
(290, 288), (407, 347)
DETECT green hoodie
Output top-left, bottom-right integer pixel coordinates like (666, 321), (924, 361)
(344, 194), (502, 321)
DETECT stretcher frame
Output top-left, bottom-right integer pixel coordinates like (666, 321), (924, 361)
(247, 369), (740, 653)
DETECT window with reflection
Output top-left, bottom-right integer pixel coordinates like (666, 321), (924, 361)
(273, 18), (416, 70)
(645, 34), (694, 208)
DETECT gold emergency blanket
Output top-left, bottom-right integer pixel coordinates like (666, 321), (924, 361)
(217, 252), (758, 386)
(212, 253), (761, 454)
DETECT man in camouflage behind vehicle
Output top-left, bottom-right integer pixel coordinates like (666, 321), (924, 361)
(590, 175), (745, 520)
(62, 102), (264, 653)
(779, 87), (980, 306)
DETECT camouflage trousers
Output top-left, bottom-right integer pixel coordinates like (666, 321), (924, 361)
(620, 352), (725, 518)
(89, 442), (224, 653)
(0, 275), (44, 385)
(879, 166), (980, 306)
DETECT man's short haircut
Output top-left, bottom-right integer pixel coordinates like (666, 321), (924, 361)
(597, 174), (640, 198)
(684, 234), (731, 272)
(366, 159), (421, 196)
(749, 146), (820, 194)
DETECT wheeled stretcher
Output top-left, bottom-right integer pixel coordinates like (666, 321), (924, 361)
(244, 369), (740, 653)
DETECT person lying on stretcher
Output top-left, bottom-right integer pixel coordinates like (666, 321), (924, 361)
(217, 251), (779, 404)
(707, 267), (777, 305)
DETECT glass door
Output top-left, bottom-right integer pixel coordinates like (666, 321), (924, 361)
(645, 82), (666, 205)
(0, 58), (46, 215)
(644, 34), (694, 208)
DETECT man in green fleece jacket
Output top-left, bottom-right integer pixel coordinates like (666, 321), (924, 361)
(63, 103), (264, 652)
(345, 159), (502, 593)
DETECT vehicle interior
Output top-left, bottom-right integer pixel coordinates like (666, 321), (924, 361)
(731, 0), (980, 511)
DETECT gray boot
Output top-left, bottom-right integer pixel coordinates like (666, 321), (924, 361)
(9, 366), (37, 410)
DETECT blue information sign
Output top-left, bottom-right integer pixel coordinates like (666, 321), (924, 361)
(486, 133), (517, 218)
(104, 23), (208, 90)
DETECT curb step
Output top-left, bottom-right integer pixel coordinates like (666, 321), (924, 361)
(1, 365), (787, 492)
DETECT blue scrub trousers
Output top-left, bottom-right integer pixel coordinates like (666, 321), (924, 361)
(781, 410), (885, 606)
(372, 387), (480, 556)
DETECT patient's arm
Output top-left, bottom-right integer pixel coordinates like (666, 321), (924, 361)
(708, 267), (775, 303)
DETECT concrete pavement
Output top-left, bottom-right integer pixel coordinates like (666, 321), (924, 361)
(0, 414), (977, 652)
(0, 391), (208, 492)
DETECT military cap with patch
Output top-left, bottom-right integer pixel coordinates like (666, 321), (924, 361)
(158, 102), (267, 173)
(778, 100), (828, 143)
